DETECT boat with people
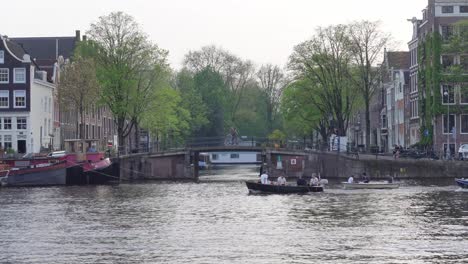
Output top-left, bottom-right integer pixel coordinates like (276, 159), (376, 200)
(245, 180), (323, 194)
(342, 182), (400, 190)
(455, 178), (468, 188)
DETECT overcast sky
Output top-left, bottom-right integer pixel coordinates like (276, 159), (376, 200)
(4, 0), (427, 69)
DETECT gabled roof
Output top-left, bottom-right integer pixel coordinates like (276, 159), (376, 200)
(0, 35), (29, 62)
(387, 51), (410, 70)
(11, 36), (77, 61)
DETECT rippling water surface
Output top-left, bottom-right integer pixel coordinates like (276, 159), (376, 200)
(0, 165), (467, 264)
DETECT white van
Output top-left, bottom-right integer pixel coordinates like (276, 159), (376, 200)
(46, 151), (67, 158)
(458, 144), (468, 160)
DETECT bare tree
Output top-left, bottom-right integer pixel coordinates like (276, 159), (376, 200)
(59, 57), (99, 152)
(257, 64), (286, 133)
(348, 20), (391, 149)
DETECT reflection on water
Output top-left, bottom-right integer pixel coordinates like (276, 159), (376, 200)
(0, 165), (467, 264)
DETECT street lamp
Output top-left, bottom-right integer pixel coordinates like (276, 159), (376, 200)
(444, 90), (450, 159)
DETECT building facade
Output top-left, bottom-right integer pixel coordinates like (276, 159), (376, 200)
(13, 31), (118, 153)
(0, 35), (55, 154)
(412, 0), (468, 157)
(381, 50), (410, 151)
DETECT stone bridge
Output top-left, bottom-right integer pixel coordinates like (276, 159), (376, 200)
(118, 146), (312, 181)
(118, 148), (468, 181)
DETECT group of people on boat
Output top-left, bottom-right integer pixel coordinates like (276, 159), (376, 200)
(259, 169), (321, 187)
(347, 172), (396, 184)
(348, 172), (370, 184)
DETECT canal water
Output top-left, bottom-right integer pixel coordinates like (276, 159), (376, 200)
(0, 165), (467, 264)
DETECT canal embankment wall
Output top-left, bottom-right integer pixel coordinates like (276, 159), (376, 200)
(306, 152), (468, 180)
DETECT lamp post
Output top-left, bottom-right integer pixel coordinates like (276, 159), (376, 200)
(444, 90), (450, 159)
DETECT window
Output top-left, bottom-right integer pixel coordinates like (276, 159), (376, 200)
(442, 6), (454, 13)
(14, 90), (26, 108)
(14, 68), (26, 83)
(381, 114), (387, 128)
(16, 117), (27, 130)
(441, 25), (454, 41)
(3, 117), (11, 130)
(3, 135), (12, 150)
(461, 115), (468, 134)
(443, 114), (455, 134)
(48, 98), (51, 113)
(0, 50), (3, 64)
(0, 69), (8, 83)
(441, 55), (454, 70)
(460, 6), (468, 13)
(442, 84), (455, 104)
(230, 153), (239, 159)
(0, 90), (8, 108)
(460, 55), (468, 71)
(461, 84), (468, 104)
(212, 154), (219, 160)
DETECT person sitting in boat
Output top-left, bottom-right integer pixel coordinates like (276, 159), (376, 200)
(297, 176), (307, 186)
(347, 175), (354, 184)
(277, 175), (287, 185)
(310, 174), (319, 186)
(260, 172), (269, 184)
(361, 172), (370, 183)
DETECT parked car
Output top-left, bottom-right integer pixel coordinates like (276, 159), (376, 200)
(458, 144), (468, 160)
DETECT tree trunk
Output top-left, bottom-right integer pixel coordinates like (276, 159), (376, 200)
(134, 122), (140, 153)
(365, 99), (371, 151)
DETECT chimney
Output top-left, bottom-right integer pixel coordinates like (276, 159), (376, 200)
(83, 35), (87, 41)
(75, 30), (81, 41)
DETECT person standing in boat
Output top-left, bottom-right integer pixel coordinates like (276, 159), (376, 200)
(260, 172), (269, 184)
(347, 175), (354, 183)
(277, 175), (287, 185)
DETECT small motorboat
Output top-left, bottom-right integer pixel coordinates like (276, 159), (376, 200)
(343, 181), (400, 190)
(455, 178), (468, 188)
(245, 181), (323, 194)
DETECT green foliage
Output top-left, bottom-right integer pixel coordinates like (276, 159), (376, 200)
(193, 67), (229, 137)
(268, 129), (286, 142)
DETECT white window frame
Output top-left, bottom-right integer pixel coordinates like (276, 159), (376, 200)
(13, 90), (26, 108)
(13, 68), (26, 84)
(0, 68), (8, 83)
(461, 114), (468, 134)
(0, 50), (4, 64)
(461, 83), (468, 105)
(0, 90), (9, 108)
(3, 117), (12, 130)
(441, 84), (456, 105)
(442, 114), (456, 134)
(16, 117), (27, 130)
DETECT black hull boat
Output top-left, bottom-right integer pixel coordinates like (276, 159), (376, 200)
(245, 181), (323, 194)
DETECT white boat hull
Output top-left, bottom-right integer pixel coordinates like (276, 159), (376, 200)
(343, 182), (400, 189)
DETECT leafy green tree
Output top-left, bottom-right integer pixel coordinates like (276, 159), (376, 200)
(289, 24), (358, 137)
(174, 70), (209, 136)
(86, 11), (169, 149)
(193, 67), (229, 138)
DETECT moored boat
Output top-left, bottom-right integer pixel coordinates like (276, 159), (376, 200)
(455, 178), (468, 188)
(0, 161), (71, 187)
(245, 180), (323, 194)
(343, 182), (400, 190)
